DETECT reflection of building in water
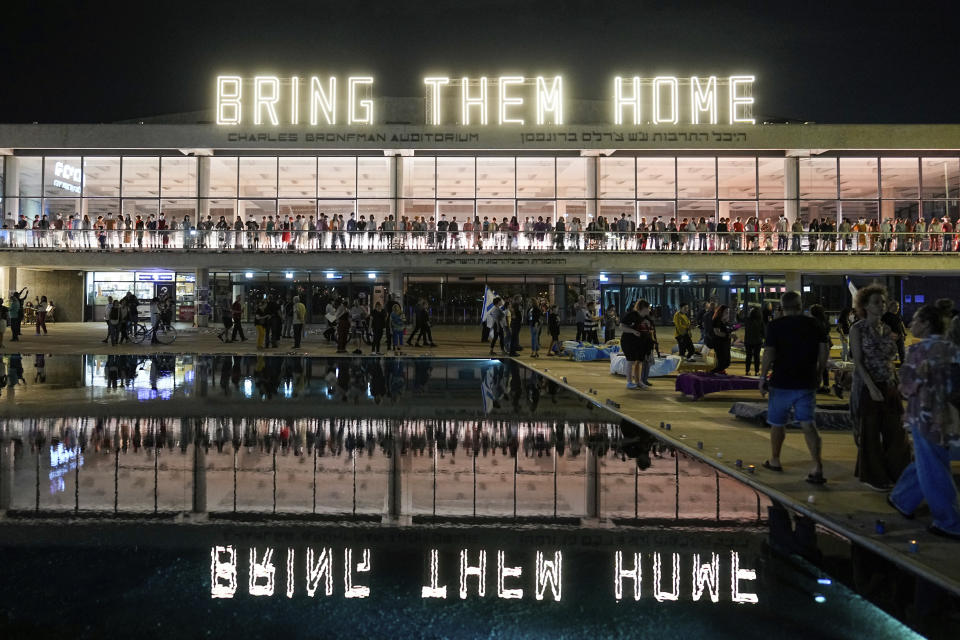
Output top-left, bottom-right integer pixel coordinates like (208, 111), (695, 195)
(0, 414), (768, 522)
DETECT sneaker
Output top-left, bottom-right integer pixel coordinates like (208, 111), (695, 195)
(862, 481), (892, 492)
(626, 382), (639, 389)
(638, 381), (651, 388)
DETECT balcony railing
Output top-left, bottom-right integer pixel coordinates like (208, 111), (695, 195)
(0, 228), (957, 254)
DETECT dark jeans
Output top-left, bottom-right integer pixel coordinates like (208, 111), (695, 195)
(744, 343), (761, 374)
(575, 321), (584, 341)
(10, 316), (21, 340)
(855, 382), (910, 486)
(409, 322), (427, 344)
(677, 333), (696, 358)
(372, 327), (384, 353)
(490, 324), (505, 352)
(293, 323), (303, 348)
(509, 323), (521, 355)
(604, 327), (616, 342)
(231, 320), (246, 342)
(711, 340), (731, 373)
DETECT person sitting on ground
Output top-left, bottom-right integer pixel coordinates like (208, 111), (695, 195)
(759, 290), (829, 483)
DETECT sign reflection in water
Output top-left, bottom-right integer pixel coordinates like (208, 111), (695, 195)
(210, 545), (758, 604)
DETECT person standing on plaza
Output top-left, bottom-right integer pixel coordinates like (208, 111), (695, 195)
(635, 300), (657, 388)
(603, 305), (619, 343)
(849, 284), (910, 491)
(333, 298), (350, 353)
(389, 302), (405, 356)
(673, 302), (696, 360)
(743, 306), (764, 376)
(282, 295), (294, 339)
(0, 296), (7, 348)
(8, 287), (26, 342)
(619, 300), (643, 389)
(881, 300), (907, 365)
(759, 290), (829, 483)
(230, 295), (247, 342)
(528, 299), (543, 358)
(408, 299), (429, 347)
(488, 297), (505, 356)
(370, 301), (386, 355)
(218, 296), (233, 342)
(254, 298), (269, 349)
(887, 305), (960, 538)
(35, 295), (49, 335)
(265, 294), (282, 348)
(809, 304), (833, 392)
(838, 306), (855, 361)
(546, 303), (561, 356)
(508, 295), (523, 356)
(574, 296), (586, 342)
(292, 295), (306, 349)
(709, 305), (733, 374)
(350, 298), (368, 354)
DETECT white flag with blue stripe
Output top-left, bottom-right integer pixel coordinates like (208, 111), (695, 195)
(481, 285), (499, 324)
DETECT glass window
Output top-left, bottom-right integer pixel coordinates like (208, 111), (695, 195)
(278, 157), (317, 198)
(15, 157), (43, 197)
(637, 201), (675, 225)
(400, 157), (436, 198)
(557, 158), (589, 198)
(207, 157), (238, 197)
(598, 200), (633, 223)
(84, 198), (119, 220)
(757, 157), (786, 199)
(879, 158), (919, 200)
(437, 199), (474, 222)
(122, 199), (159, 220)
(476, 199), (514, 221)
(636, 157), (675, 199)
(677, 200), (716, 220)
(202, 199), (236, 222)
(239, 157), (278, 198)
(881, 199), (919, 222)
(719, 200), (756, 223)
(437, 157), (475, 198)
(758, 200), (785, 223)
(399, 199), (435, 221)
(676, 157), (716, 199)
(43, 198), (80, 224)
(161, 157), (198, 197)
(798, 200), (838, 225)
(516, 157), (555, 199)
(163, 199), (198, 223)
(557, 199), (588, 221)
(599, 157), (634, 198)
(799, 157), (837, 199)
(278, 199), (317, 219)
(239, 199), (277, 221)
(357, 157), (393, 197)
(83, 157), (120, 197)
(921, 157), (960, 199)
(717, 157), (756, 199)
(44, 156), (83, 197)
(840, 200), (879, 225)
(839, 157), (878, 199)
(318, 157), (357, 198)
(317, 200), (356, 219)
(476, 157), (515, 198)
(358, 199), (394, 218)
(121, 157), (160, 197)
(518, 199), (555, 223)
(921, 200), (959, 222)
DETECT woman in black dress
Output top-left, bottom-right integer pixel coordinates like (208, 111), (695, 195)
(710, 304), (732, 374)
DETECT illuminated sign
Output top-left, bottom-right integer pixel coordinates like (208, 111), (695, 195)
(53, 161), (82, 194)
(216, 74), (754, 127)
(209, 545), (758, 604)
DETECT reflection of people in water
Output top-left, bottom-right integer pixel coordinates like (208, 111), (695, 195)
(33, 354), (46, 383)
(618, 419), (656, 470)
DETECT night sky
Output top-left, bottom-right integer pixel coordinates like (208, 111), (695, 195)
(1, 1), (956, 124)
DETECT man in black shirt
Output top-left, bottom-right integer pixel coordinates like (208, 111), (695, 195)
(759, 291), (829, 483)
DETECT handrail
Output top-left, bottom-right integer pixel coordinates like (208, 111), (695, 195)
(0, 228), (957, 253)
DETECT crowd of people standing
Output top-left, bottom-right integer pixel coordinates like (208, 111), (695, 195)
(8, 210), (960, 253)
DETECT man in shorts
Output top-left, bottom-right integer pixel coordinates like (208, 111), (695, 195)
(759, 291), (829, 484)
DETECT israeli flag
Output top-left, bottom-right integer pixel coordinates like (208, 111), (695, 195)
(847, 278), (858, 300)
(481, 285), (499, 324)
(481, 366), (497, 413)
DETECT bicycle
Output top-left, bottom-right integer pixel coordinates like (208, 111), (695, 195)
(130, 320), (177, 345)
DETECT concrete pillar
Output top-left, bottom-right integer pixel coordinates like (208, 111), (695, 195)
(784, 157), (799, 224)
(554, 276), (566, 319)
(195, 267), (209, 327)
(3, 266), (17, 295)
(198, 156), (212, 219)
(584, 448), (600, 520)
(0, 436), (13, 512)
(785, 271), (802, 295)
(389, 269), (404, 306)
(3, 156), (19, 221)
(586, 156), (598, 221)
